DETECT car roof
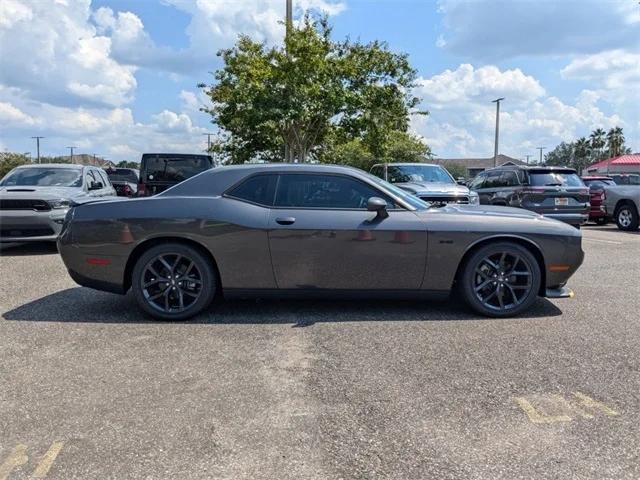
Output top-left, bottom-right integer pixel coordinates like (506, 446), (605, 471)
(13, 163), (85, 170)
(371, 162), (440, 167)
(211, 163), (367, 175)
(483, 165), (577, 172)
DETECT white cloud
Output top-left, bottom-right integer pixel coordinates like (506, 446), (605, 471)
(561, 50), (640, 91)
(416, 64), (545, 107)
(0, 0), (137, 107)
(412, 65), (625, 158)
(437, 0), (638, 60)
(0, 101), (36, 126)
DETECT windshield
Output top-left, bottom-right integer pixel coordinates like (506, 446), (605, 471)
(529, 171), (584, 187)
(0, 167), (82, 187)
(143, 156), (211, 182)
(387, 165), (455, 184)
(107, 169), (138, 183)
(364, 172), (429, 210)
(583, 179), (615, 188)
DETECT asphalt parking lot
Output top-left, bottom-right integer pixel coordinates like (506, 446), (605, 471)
(1, 225), (639, 479)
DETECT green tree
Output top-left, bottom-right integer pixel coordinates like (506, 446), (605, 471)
(200, 15), (427, 165)
(443, 162), (467, 180)
(589, 128), (606, 159)
(544, 141), (574, 167)
(116, 160), (140, 169)
(573, 137), (592, 173)
(0, 152), (30, 178)
(606, 126), (625, 157)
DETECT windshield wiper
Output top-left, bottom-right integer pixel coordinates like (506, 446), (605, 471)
(545, 183), (563, 186)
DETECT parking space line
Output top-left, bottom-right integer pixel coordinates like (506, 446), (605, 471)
(572, 392), (619, 416)
(0, 444), (28, 480)
(32, 442), (64, 478)
(513, 397), (572, 424)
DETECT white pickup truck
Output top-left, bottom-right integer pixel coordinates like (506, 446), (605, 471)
(603, 185), (640, 231)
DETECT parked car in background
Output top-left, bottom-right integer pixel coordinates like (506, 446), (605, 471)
(369, 163), (479, 205)
(468, 166), (589, 228)
(581, 176), (616, 225)
(602, 185), (640, 231)
(610, 173), (640, 186)
(137, 153), (213, 196)
(0, 163), (116, 242)
(58, 164), (584, 320)
(106, 167), (139, 197)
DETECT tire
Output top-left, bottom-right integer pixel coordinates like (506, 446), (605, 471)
(459, 242), (541, 318)
(615, 203), (639, 231)
(594, 217), (607, 226)
(131, 243), (217, 320)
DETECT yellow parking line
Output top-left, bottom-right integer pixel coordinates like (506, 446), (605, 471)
(32, 441), (64, 478)
(0, 444), (28, 480)
(513, 397), (572, 424)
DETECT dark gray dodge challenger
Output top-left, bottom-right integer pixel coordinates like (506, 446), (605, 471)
(57, 164), (584, 320)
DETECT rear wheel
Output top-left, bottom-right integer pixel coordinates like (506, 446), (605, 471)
(615, 203), (639, 231)
(132, 243), (217, 320)
(460, 242), (541, 318)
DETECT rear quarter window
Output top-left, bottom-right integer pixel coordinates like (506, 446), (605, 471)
(226, 174), (278, 206)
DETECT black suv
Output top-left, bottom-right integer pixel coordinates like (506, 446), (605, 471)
(138, 153), (213, 196)
(468, 166), (589, 227)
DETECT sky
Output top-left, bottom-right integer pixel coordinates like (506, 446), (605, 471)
(0, 0), (638, 163)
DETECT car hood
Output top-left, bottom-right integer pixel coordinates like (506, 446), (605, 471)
(0, 186), (90, 202)
(396, 181), (470, 195)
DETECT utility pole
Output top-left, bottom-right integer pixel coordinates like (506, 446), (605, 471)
(491, 98), (504, 167)
(31, 136), (44, 163)
(202, 133), (215, 152)
(525, 154), (532, 165)
(285, 0), (293, 163)
(67, 146), (77, 164)
(537, 147), (546, 165)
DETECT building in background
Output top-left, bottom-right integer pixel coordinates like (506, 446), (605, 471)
(584, 154), (640, 176)
(434, 154), (525, 178)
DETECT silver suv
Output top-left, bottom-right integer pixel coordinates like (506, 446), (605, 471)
(0, 163), (116, 242)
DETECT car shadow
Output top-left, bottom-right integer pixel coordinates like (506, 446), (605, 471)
(2, 287), (563, 325)
(0, 242), (59, 256)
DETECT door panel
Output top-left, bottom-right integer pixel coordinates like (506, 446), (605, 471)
(268, 209), (427, 290)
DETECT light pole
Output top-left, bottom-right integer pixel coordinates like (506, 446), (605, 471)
(537, 147), (545, 165)
(525, 154), (532, 165)
(31, 136), (44, 163)
(67, 146), (77, 164)
(202, 133), (215, 152)
(491, 98), (504, 167)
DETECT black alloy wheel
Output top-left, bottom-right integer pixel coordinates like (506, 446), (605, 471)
(132, 243), (217, 320)
(460, 242), (541, 317)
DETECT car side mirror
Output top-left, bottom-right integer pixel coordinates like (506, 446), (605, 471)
(89, 181), (103, 191)
(367, 197), (389, 219)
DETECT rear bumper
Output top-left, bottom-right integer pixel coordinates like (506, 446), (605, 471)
(0, 209), (67, 242)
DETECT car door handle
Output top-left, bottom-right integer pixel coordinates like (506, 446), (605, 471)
(275, 217), (296, 225)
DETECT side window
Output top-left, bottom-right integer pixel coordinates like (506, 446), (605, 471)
(274, 174), (394, 209)
(226, 174), (277, 206)
(85, 170), (96, 188)
(468, 173), (486, 190)
(483, 171), (504, 189)
(501, 171), (519, 187)
(370, 165), (383, 179)
(96, 170), (110, 187)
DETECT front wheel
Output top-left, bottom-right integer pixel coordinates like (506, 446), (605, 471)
(460, 242), (541, 318)
(615, 203), (639, 231)
(131, 243), (217, 320)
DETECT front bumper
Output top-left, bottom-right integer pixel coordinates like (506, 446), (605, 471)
(545, 286), (575, 299)
(541, 213), (589, 226)
(0, 209), (68, 242)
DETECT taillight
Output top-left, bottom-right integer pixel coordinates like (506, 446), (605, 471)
(137, 183), (146, 196)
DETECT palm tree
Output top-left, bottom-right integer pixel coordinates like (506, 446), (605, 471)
(606, 126), (625, 157)
(590, 128), (606, 159)
(573, 137), (591, 173)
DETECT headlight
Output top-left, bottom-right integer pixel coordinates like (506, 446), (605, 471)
(468, 192), (480, 205)
(48, 199), (71, 209)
